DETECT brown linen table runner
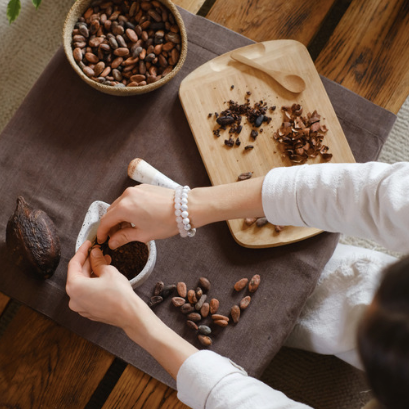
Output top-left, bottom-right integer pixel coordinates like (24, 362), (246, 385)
(0, 8), (396, 389)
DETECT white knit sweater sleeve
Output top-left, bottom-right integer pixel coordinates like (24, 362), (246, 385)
(177, 350), (312, 409)
(262, 161), (409, 253)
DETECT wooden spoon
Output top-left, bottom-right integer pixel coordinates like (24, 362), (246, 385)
(230, 51), (306, 94)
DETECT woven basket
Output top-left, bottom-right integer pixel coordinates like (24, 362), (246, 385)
(63, 0), (187, 96)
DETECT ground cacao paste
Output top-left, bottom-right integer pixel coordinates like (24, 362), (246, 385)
(101, 240), (148, 280)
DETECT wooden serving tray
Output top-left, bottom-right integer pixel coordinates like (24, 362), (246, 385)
(179, 40), (355, 248)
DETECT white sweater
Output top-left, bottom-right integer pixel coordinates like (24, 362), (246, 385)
(177, 162), (409, 409)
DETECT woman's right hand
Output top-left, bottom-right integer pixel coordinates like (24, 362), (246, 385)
(97, 184), (178, 249)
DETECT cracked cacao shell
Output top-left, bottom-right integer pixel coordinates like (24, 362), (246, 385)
(6, 196), (61, 279)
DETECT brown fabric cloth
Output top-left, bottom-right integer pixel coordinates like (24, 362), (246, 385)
(0, 8), (396, 389)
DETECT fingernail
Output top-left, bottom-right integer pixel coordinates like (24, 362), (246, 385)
(109, 240), (118, 249)
(91, 248), (102, 257)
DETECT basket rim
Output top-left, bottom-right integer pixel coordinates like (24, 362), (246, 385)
(62, 0), (187, 96)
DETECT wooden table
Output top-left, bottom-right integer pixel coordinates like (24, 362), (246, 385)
(1, 0), (408, 407)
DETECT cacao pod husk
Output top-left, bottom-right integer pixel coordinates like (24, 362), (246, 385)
(6, 196), (61, 279)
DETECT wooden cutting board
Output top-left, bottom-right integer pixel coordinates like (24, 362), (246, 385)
(179, 40), (355, 248)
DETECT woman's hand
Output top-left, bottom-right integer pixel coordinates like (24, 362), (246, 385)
(66, 240), (198, 379)
(97, 184), (178, 249)
(66, 240), (148, 331)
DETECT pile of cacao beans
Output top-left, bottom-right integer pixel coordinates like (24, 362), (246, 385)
(149, 274), (261, 347)
(71, 0), (183, 87)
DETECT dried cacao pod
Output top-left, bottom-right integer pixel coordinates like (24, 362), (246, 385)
(6, 197), (61, 279)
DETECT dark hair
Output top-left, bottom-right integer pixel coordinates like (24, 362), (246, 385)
(357, 255), (409, 409)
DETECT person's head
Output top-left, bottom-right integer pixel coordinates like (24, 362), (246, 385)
(357, 255), (409, 409)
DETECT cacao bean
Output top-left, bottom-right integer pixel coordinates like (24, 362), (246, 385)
(94, 61), (105, 76)
(238, 172), (252, 181)
(186, 320), (198, 330)
(161, 284), (176, 299)
(244, 217), (257, 226)
(73, 47), (83, 62)
(130, 74), (146, 83)
(234, 278), (249, 292)
(187, 289), (197, 304)
(89, 36), (104, 47)
(153, 281), (164, 296)
(6, 197), (61, 279)
(213, 319), (229, 327)
(116, 35), (127, 48)
(200, 302), (210, 318)
(162, 41), (174, 52)
(166, 32), (180, 44)
(100, 66), (111, 77)
(209, 298), (219, 314)
(216, 116), (235, 126)
(108, 36), (119, 49)
(79, 24), (89, 38)
(85, 52), (99, 63)
(126, 28), (138, 42)
(198, 335), (212, 347)
(111, 57), (123, 69)
(254, 115), (264, 127)
(171, 296), (186, 307)
(212, 314), (229, 322)
(148, 295), (163, 308)
(195, 287), (203, 299)
(83, 66), (95, 77)
(256, 217), (268, 227)
(231, 305), (240, 324)
(248, 274), (261, 292)
(198, 325), (211, 335)
(113, 47), (129, 57)
(181, 303), (194, 314)
(199, 277), (211, 292)
(187, 312), (201, 322)
(195, 294), (207, 311)
(239, 296), (251, 310)
(73, 34), (86, 42)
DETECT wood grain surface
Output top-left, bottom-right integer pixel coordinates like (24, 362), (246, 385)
(0, 292), (10, 315)
(2, 0), (409, 408)
(103, 365), (189, 409)
(0, 306), (114, 408)
(316, 0), (409, 114)
(206, 0), (337, 44)
(173, 0), (206, 14)
(179, 40), (355, 247)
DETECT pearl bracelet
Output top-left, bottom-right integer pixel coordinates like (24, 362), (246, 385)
(174, 186), (196, 238)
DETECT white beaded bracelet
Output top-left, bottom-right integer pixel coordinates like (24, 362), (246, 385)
(174, 186), (196, 238)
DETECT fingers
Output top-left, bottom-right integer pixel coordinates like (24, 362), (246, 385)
(97, 212), (123, 244)
(108, 227), (146, 249)
(90, 247), (109, 277)
(67, 241), (92, 279)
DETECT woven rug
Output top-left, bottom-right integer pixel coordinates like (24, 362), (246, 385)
(1, 1), (408, 408)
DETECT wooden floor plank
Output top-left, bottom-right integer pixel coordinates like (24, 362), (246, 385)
(315, 0), (409, 113)
(0, 292), (10, 316)
(103, 365), (189, 409)
(0, 306), (114, 408)
(173, 0), (206, 14)
(206, 0), (337, 45)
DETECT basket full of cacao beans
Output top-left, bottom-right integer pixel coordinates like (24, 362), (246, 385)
(63, 0), (187, 95)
